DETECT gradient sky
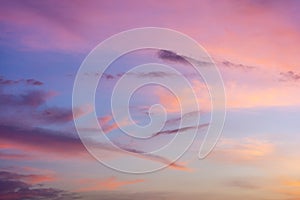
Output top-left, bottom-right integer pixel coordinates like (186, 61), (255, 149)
(1, 0), (300, 200)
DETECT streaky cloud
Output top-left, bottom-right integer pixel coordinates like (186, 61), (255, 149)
(151, 123), (209, 138)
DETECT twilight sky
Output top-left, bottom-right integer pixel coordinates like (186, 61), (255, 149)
(0, 0), (300, 199)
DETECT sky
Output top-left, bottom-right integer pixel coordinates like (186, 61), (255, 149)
(0, 0), (300, 199)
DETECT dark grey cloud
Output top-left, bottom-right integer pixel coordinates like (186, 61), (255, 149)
(279, 70), (300, 82)
(151, 123), (209, 138)
(157, 49), (213, 67)
(157, 50), (189, 64)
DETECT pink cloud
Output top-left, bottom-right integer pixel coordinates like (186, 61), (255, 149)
(0, 0), (297, 70)
(0, 171), (56, 184)
(77, 177), (144, 192)
(210, 137), (275, 164)
(0, 152), (34, 161)
(98, 114), (132, 134)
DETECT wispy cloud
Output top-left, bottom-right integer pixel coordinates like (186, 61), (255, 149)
(221, 60), (255, 70)
(0, 152), (34, 161)
(210, 137), (274, 164)
(151, 123), (209, 138)
(0, 77), (43, 86)
(40, 105), (92, 124)
(121, 146), (192, 172)
(134, 71), (175, 78)
(224, 179), (260, 190)
(98, 114), (132, 134)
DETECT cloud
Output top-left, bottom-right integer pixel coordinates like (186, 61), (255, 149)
(151, 123), (209, 138)
(0, 152), (34, 160)
(0, 171), (56, 184)
(40, 107), (76, 124)
(0, 0), (88, 52)
(225, 179), (260, 190)
(273, 178), (300, 200)
(0, 171), (79, 200)
(0, 83), (91, 125)
(0, 124), (191, 171)
(77, 177), (144, 192)
(0, 78), (51, 109)
(223, 79), (300, 108)
(25, 79), (43, 86)
(1, 0), (300, 74)
(221, 60), (255, 70)
(157, 50), (188, 64)
(0, 77), (20, 86)
(0, 125), (88, 158)
(103, 73), (115, 80)
(0, 77), (43, 86)
(135, 71), (174, 78)
(157, 50), (213, 67)
(97, 114), (134, 134)
(91, 71), (174, 80)
(154, 79), (210, 113)
(210, 137), (274, 164)
(73, 190), (245, 200)
(39, 105), (92, 124)
(98, 115), (119, 133)
(281, 178), (300, 187)
(121, 146), (192, 172)
(279, 71), (300, 82)
(0, 90), (54, 107)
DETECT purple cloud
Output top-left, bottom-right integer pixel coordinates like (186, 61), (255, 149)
(0, 77), (43, 86)
(0, 90), (54, 107)
(39, 106), (89, 124)
(222, 60), (255, 70)
(25, 79), (43, 86)
(279, 70), (300, 82)
(0, 171), (79, 200)
(0, 125), (87, 158)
